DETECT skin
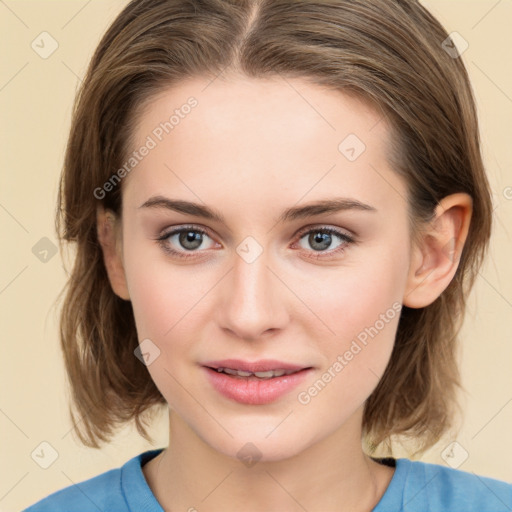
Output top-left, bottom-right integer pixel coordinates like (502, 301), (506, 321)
(97, 75), (472, 512)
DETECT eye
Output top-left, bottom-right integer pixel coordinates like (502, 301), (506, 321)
(156, 225), (217, 259)
(155, 224), (355, 261)
(293, 226), (354, 259)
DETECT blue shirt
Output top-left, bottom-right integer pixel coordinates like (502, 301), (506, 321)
(23, 448), (512, 511)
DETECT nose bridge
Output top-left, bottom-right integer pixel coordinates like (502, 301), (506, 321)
(219, 240), (287, 340)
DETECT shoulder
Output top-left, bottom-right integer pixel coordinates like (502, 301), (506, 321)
(22, 449), (164, 512)
(399, 458), (512, 511)
(22, 467), (124, 512)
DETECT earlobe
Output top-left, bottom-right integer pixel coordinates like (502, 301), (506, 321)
(96, 205), (130, 301)
(403, 193), (472, 308)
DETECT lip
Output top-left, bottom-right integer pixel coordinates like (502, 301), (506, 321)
(203, 358), (307, 373)
(201, 359), (313, 405)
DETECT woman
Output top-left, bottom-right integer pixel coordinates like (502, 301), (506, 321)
(24, 0), (512, 510)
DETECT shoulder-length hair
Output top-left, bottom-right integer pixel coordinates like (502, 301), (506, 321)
(56, 0), (492, 455)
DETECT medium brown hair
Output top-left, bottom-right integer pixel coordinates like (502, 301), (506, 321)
(55, 0), (492, 455)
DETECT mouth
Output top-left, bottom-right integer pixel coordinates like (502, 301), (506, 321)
(207, 367), (305, 379)
(201, 359), (314, 405)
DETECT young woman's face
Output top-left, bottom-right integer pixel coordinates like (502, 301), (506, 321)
(119, 76), (413, 461)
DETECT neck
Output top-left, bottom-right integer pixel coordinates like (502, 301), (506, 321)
(143, 409), (394, 512)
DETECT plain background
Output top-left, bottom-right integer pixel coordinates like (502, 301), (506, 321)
(1, 1), (511, 510)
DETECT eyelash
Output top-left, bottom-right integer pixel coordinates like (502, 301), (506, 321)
(155, 224), (355, 261)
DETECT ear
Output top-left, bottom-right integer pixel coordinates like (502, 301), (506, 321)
(403, 193), (472, 308)
(96, 204), (130, 301)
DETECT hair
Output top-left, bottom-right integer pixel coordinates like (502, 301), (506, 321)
(55, 0), (492, 455)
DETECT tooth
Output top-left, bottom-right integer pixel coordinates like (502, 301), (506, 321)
(216, 367), (299, 378)
(254, 371), (275, 378)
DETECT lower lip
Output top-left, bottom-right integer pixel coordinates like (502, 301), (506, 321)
(202, 366), (313, 405)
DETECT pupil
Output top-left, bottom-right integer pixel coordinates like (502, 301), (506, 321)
(310, 232), (331, 251)
(180, 231), (202, 249)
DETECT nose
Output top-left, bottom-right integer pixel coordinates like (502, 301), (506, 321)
(217, 248), (289, 341)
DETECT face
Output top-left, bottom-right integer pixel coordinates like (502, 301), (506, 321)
(117, 76), (413, 461)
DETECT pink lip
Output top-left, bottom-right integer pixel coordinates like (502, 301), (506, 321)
(201, 359), (313, 405)
(203, 358), (307, 373)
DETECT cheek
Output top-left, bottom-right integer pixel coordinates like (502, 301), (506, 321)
(297, 248), (407, 396)
(123, 234), (208, 338)
(127, 269), (177, 339)
(123, 254), (204, 408)
(299, 246), (407, 340)
(122, 241), (218, 385)
(295, 284), (401, 424)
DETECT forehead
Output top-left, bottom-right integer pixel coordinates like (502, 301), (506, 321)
(121, 76), (406, 218)
(132, 75), (387, 152)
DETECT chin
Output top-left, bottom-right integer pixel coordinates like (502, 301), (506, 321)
(221, 438), (306, 464)
(195, 419), (318, 465)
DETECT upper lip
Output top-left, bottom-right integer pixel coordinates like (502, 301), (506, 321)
(203, 359), (311, 373)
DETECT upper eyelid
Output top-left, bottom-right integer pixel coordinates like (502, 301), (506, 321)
(159, 224), (213, 239)
(295, 224), (354, 239)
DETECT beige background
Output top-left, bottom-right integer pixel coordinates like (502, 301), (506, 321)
(1, 1), (511, 510)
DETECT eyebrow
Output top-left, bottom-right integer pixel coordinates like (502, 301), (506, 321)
(138, 195), (377, 224)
